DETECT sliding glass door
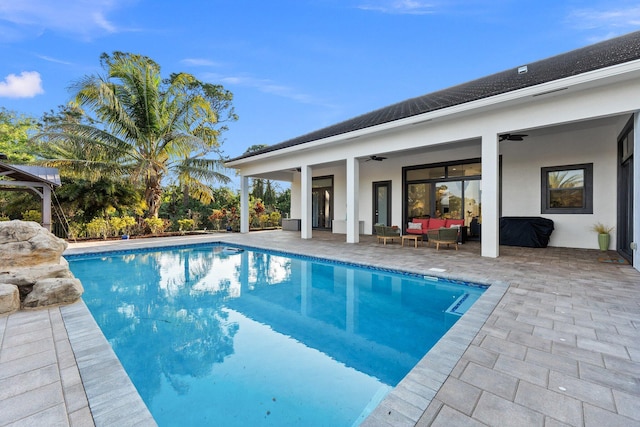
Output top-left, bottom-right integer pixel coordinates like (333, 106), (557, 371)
(404, 159), (482, 226)
(312, 176), (333, 229)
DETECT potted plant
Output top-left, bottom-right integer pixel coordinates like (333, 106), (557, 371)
(592, 222), (614, 251)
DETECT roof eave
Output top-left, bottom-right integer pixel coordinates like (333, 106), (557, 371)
(225, 59), (640, 169)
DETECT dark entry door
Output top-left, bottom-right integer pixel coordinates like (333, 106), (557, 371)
(617, 121), (634, 262)
(373, 181), (392, 230)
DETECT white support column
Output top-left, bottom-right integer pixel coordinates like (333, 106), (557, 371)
(240, 175), (249, 233)
(301, 260), (311, 316)
(42, 185), (52, 231)
(239, 251), (249, 295)
(633, 113), (640, 271)
(346, 269), (355, 334)
(481, 131), (500, 258)
(346, 157), (360, 243)
(301, 165), (312, 239)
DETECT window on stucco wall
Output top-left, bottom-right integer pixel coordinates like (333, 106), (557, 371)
(540, 163), (593, 214)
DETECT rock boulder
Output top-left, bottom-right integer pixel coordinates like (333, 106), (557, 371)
(0, 220), (68, 267)
(0, 284), (20, 314)
(0, 220), (82, 312)
(23, 278), (84, 308)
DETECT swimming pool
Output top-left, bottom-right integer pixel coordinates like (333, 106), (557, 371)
(68, 243), (486, 426)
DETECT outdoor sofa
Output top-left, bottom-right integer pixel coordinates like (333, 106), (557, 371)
(406, 218), (465, 236)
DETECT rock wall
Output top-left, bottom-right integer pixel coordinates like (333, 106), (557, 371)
(0, 220), (83, 314)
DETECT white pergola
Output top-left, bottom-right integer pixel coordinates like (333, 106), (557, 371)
(0, 161), (61, 231)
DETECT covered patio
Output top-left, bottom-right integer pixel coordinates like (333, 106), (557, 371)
(225, 31), (640, 271)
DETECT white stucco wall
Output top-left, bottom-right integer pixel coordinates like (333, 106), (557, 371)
(290, 178), (301, 219)
(500, 122), (620, 249)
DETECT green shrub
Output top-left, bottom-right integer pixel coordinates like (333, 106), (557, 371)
(67, 222), (86, 239)
(269, 211), (282, 227)
(109, 215), (137, 236)
(86, 218), (109, 239)
(259, 214), (270, 228)
(144, 217), (167, 234)
(22, 209), (42, 223)
(177, 218), (195, 233)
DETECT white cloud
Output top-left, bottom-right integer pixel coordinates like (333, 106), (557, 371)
(181, 58), (223, 67)
(0, 0), (134, 40)
(221, 75), (317, 103)
(36, 55), (73, 65)
(567, 5), (640, 33)
(357, 0), (435, 15)
(0, 71), (44, 98)
(202, 72), (333, 107)
(92, 11), (117, 33)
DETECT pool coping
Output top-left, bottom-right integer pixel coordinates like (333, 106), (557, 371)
(60, 301), (157, 426)
(63, 234), (505, 426)
(360, 278), (508, 425)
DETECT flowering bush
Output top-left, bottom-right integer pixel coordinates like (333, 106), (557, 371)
(177, 218), (195, 233)
(109, 215), (137, 236)
(86, 218), (109, 239)
(269, 211), (281, 227)
(209, 209), (225, 230)
(144, 217), (167, 234)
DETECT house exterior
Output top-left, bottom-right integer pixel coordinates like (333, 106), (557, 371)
(225, 31), (640, 271)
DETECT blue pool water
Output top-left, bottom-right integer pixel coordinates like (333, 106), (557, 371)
(68, 244), (486, 426)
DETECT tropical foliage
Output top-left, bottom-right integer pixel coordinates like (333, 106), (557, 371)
(33, 52), (237, 218)
(0, 108), (39, 163)
(0, 54), (291, 239)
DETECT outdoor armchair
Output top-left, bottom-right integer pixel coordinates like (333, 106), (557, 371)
(426, 227), (459, 250)
(374, 224), (401, 245)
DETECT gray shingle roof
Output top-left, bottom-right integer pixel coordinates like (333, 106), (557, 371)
(229, 30), (640, 162)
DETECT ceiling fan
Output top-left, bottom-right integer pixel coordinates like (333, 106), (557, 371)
(499, 133), (528, 141)
(366, 155), (387, 162)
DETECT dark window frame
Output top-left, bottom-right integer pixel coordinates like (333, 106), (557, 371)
(541, 163), (593, 214)
(402, 158), (487, 225)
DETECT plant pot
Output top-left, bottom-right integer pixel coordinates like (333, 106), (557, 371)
(597, 233), (610, 251)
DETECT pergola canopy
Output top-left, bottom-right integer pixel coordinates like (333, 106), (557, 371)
(0, 161), (61, 230)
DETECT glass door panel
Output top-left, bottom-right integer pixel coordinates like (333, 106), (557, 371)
(312, 191), (319, 228)
(463, 180), (481, 227)
(407, 183), (431, 219)
(435, 181), (462, 219)
(373, 181), (391, 227)
(323, 190), (331, 228)
(312, 188), (332, 229)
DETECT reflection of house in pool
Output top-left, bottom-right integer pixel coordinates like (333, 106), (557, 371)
(226, 31), (640, 270)
(226, 255), (484, 385)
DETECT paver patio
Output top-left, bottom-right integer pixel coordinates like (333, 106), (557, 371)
(1, 230), (638, 426)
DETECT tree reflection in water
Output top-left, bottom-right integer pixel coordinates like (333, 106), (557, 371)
(76, 249), (241, 403)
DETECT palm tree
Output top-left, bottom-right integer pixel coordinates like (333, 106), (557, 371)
(547, 170), (583, 188)
(34, 52), (237, 218)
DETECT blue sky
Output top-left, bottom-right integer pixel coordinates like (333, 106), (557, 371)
(1, 0), (639, 161)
